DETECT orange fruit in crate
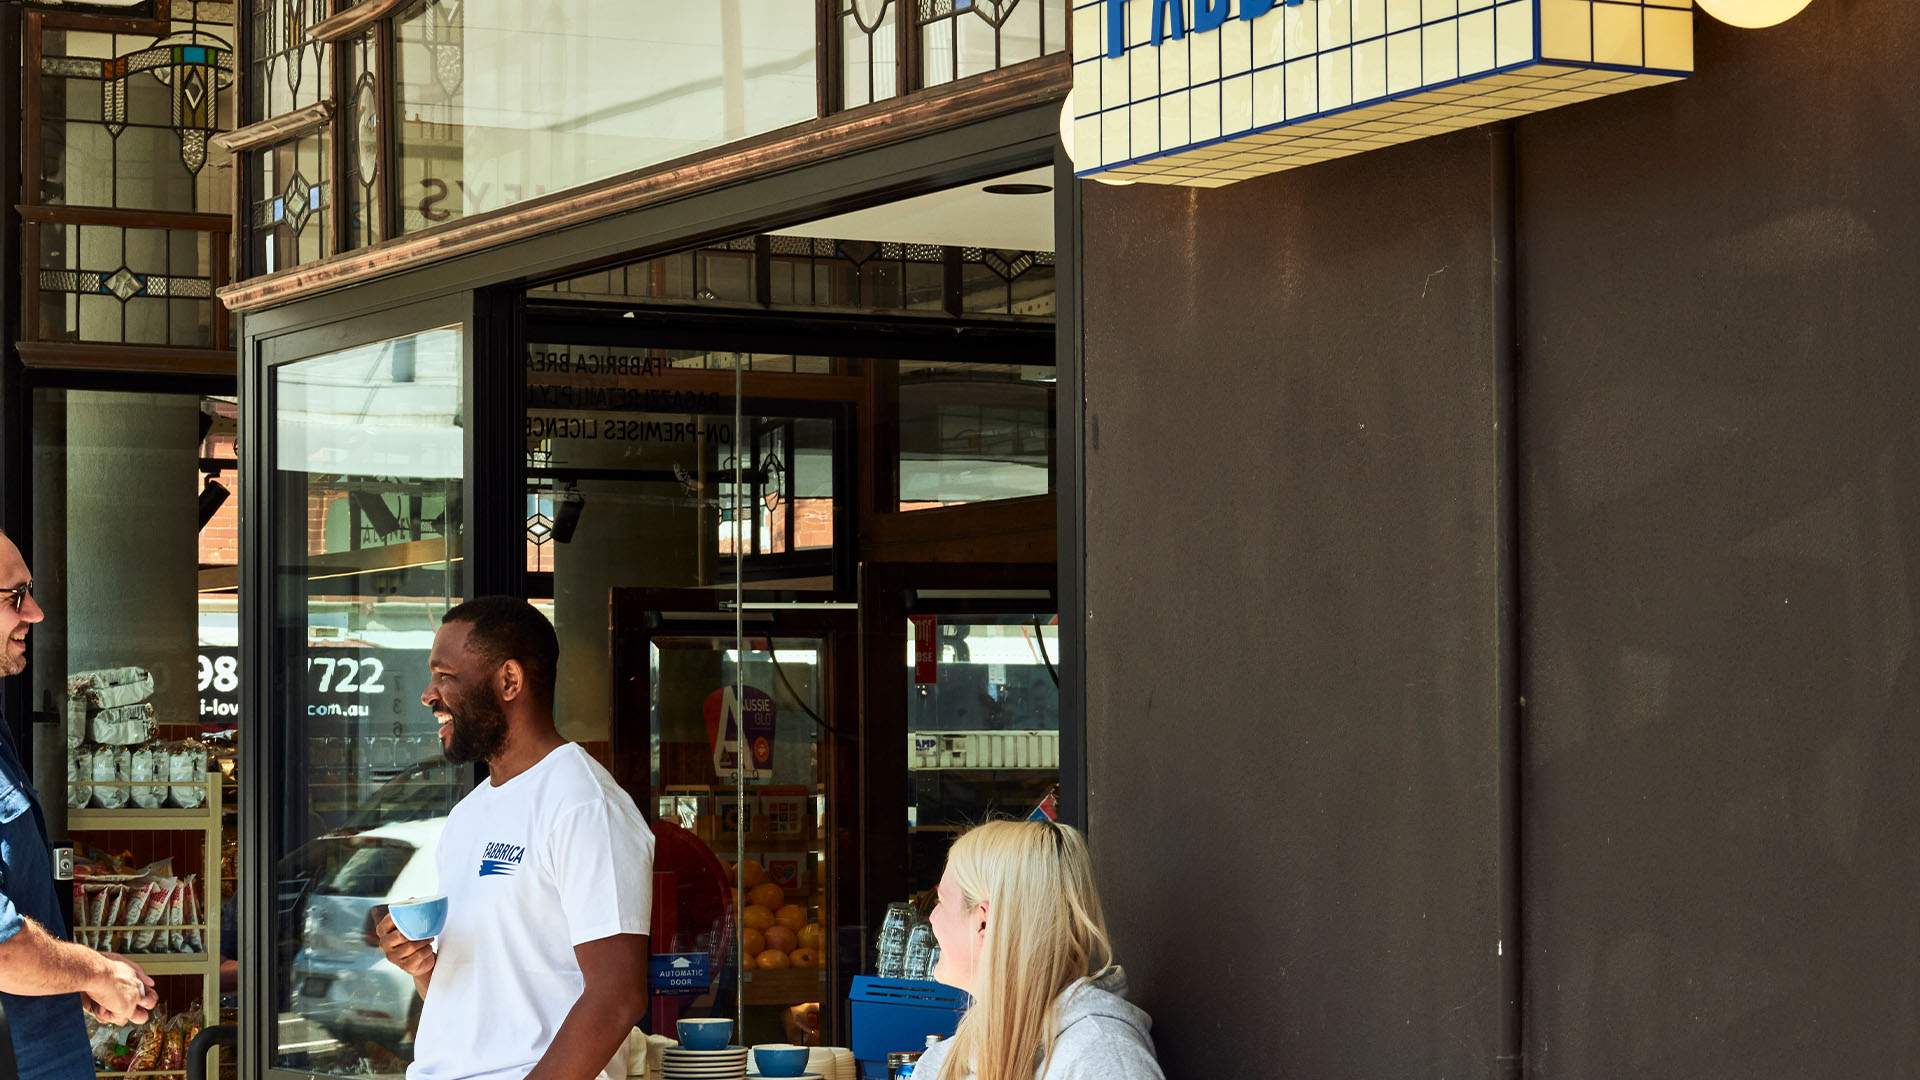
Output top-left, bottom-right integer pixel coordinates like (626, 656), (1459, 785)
(775, 904), (807, 931)
(738, 859), (766, 889)
(764, 925), (798, 954)
(798, 923), (825, 950)
(743, 927), (766, 958)
(789, 948), (819, 968)
(748, 882), (786, 910)
(756, 949), (791, 970)
(742, 904), (776, 931)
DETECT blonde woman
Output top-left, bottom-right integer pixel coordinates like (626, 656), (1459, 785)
(918, 820), (1166, 1080)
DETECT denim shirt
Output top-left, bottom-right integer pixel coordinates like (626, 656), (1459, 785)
(0, 724), (95, 1080)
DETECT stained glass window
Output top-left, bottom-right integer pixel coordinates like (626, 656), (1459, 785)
(770, 237), (948, 311)
(530, 238), (760, 306)
(37, 224), (218, 348)
(253, 129), (332, 274)
(534, 234), (1054, 320)
(958, 248), (1056, 316)
(36, 3), (236, 212)
(916, 0), (1066, 89)
(343, 33), (382, 249)
(249, 0), (329, 121)
(26, 2), (236, 353)
(840, 0), (900, 109)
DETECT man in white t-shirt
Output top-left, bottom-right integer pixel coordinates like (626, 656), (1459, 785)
(375, 596), (655, 1080)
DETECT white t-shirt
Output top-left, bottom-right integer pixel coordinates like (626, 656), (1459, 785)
(409, 743), (655, 1080)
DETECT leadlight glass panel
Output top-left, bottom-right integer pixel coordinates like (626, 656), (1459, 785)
(840, 0), (900, 109)
(535, 236), (1055, 320)
(343, 34), (383, 249)
(917, 0), (1066, 89)
(249, 0), (329, 121)
(530, 239), (760, 305)
(958, 248), (1056, 316)
(254, 130), (332, 274)
(38, 224), (217, 347)
(36, 3), (237, 212)
(768, 238), (947, 312)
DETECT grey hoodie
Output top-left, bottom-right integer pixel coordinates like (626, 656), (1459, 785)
(913, 967), (1166, 1080)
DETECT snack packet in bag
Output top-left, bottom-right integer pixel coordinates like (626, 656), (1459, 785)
(68, 667), (155, 710)
(98, 885), (127, 949)
(168, 742), (209, 808)
(66, 696), (87, 750)
(129, 746), (166, 809)
(89, 702), (155, 747)
(117, 880), (162, 953)
(90, 749), (128, 809)
(182, 878), (204, 952)
(126, 1015), (168, 1073)
(83, 883), (111, 948)
(166, 875), (193, 953)
(132, 879), (176, 953)
(163, 1016), (187, 1071)
(67, 747), (93, 809)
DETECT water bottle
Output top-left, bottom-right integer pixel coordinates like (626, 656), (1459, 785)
(903, 920), (935, 980)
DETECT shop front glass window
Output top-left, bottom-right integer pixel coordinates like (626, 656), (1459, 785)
(271, 327), (466, 1079)
(395, 1), (817, 232)
(29, 390), (241, 1027)
(898, 361), (1054, 508)
(524, 342), (844, 585)
(905, 613), (1060, 896)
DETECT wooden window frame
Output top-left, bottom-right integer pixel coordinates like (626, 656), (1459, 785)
(217, 0), (1069, 311)
(20, 2), (237, 377)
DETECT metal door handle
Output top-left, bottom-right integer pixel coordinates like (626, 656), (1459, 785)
(187, 1023), (237, 1080)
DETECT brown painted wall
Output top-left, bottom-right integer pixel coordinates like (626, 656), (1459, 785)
(1516, 1), (1920, 1075)
(1081, 3), (1920, 1077)
(1083, 131), (1512, 1079)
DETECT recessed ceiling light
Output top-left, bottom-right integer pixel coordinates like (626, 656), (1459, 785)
(982, 183), (1052, 196)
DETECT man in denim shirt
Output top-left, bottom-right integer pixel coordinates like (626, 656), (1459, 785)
(0, 531), (156, 1078)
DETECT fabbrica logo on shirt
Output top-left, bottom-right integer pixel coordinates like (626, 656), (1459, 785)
(478, 841), (526, 878)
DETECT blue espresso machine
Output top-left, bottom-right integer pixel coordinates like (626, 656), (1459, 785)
(849, 976), (968, 1079)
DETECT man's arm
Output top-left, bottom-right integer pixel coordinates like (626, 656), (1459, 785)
(525, 933), (649, 1080)
(0, 915), (157, 1023)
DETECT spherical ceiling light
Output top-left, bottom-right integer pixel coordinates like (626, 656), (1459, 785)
(1059, 100), (1134, 187)
(1695, 0), (1813, 28)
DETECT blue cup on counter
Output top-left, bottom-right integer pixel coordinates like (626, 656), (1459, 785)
(752, 1044), (810, 1076)
(386, 895), (448, 940)
(676, 1017), (734, 1051)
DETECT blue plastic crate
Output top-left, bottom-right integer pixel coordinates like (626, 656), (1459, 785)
(850, 976), (969, 1079)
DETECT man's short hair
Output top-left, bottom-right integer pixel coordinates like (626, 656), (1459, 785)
(442, 596), (558, 705)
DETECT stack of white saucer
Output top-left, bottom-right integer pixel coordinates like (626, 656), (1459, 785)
(663, 1045), (750, 1080)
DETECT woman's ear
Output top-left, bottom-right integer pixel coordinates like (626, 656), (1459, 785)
(974, 900), (990, 939)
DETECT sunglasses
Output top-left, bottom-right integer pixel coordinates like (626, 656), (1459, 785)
(3, 581), (31, 613)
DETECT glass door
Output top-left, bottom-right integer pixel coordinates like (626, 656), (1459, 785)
(260, 313), (471, 1079)
(610, 591), (855, 1048)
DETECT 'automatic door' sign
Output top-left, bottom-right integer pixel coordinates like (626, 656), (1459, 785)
(1068, 0), (1694, 186)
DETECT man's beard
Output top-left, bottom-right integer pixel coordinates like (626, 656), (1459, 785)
(441, 688), (509, 765)
(0, 639), (27, 677)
